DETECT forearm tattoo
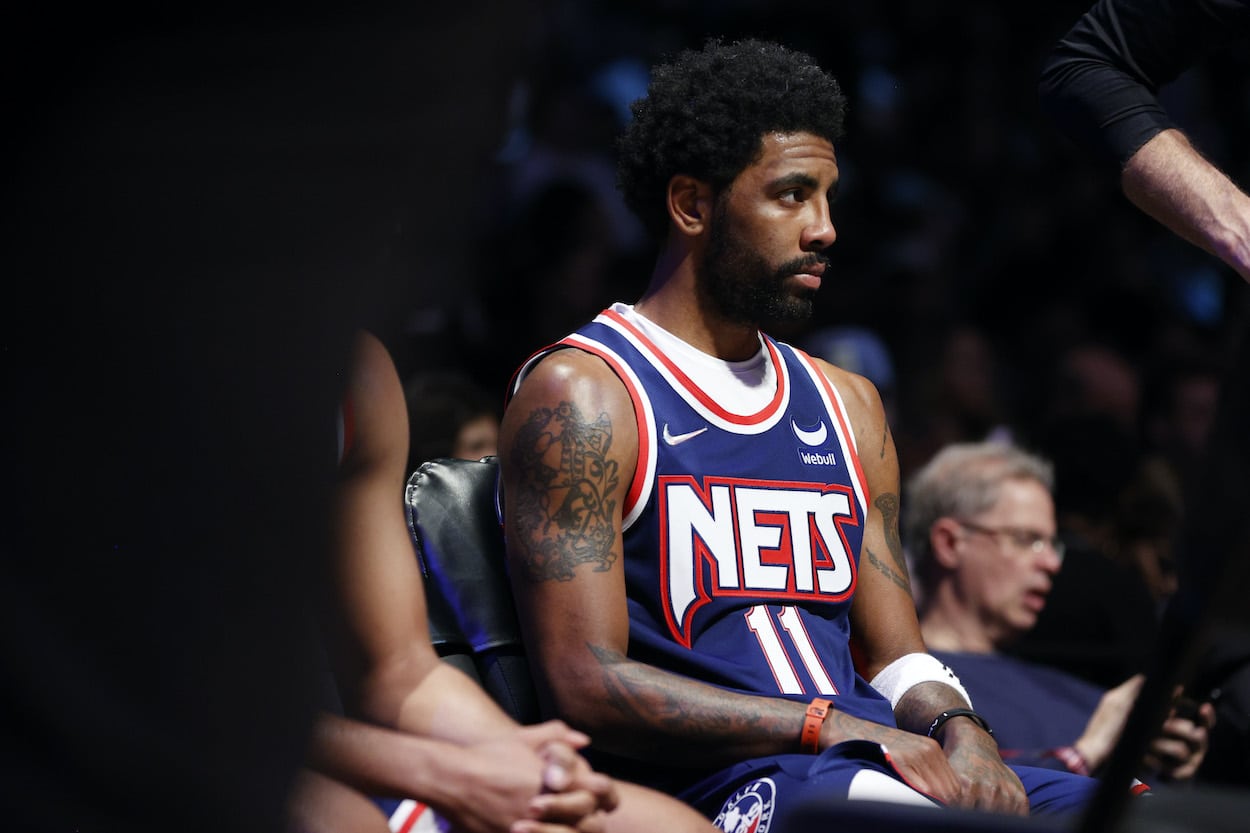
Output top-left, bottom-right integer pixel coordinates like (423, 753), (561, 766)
(588, 644), (770, 743)
(512, 401), (619, 582)
(867, 492), (911, 593)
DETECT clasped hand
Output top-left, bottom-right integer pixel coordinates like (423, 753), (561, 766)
(445, 720), (619, 833)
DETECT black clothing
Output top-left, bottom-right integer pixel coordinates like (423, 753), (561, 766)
(1039, 0), (1250, 166)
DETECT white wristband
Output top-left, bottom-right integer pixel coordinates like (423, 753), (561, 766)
(869, 652), (971, 709)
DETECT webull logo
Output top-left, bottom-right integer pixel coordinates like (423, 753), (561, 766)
(798, 448), (837, 466)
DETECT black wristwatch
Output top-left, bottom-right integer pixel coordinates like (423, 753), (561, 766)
(926, 707), (993, 738)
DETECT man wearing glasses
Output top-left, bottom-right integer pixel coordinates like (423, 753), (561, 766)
(903, 441), (1213, 784)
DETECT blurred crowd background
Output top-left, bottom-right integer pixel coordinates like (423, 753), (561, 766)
(397, 0), (1249, 480)
(390, 0), (1250, 711)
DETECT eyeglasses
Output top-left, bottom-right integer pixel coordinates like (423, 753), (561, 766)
(954, 519), (1066, 562)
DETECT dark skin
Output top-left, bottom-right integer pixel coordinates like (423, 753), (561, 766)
(500, 132), (1028, 814)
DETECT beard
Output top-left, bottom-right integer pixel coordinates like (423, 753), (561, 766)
(697, 197), (826, 327)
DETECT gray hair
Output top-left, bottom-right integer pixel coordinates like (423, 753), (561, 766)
(904, 441), (1054, 594)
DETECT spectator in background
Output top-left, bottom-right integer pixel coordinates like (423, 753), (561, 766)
(905, 440), (1214, 784)
(404, 370), (500, 471)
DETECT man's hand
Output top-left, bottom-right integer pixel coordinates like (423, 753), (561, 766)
(1075, 673), (1144, 772)
(1074, 675), (1215, 781)
(433, 721), (617, 833)
(867, 724), (963, 803)
(518, 721), (620, 827)
(820, 708), (1023, 810)
(1122, 129), (1250, 284)
(1143, 697), (1216, 781)
(887, 683), (1027, 813)
(937, 720), (1029, 815)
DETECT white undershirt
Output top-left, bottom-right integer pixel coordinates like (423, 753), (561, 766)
(613, 302), (776, 413)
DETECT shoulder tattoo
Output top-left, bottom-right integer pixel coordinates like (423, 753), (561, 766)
(511, 400), (620, 582)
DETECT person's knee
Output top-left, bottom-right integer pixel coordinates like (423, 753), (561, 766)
(287, 769), (390, 833)
(607, 780), (716, 833)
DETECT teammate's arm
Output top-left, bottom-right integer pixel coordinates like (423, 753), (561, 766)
(329, 330), (520, 740)
(830, 362), (1027, 814)
(308, 712), (615, 830)
(310, 331), (620, 831)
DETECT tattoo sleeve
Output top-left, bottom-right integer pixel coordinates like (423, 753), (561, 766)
(585, 642), (810, 762)
(511, 401), (620, 582)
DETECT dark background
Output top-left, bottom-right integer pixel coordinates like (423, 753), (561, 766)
(3, 2), (1247, 830)
(391, 0), (1250, 484)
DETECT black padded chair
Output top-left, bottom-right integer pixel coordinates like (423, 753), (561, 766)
(404, 455), (540, 723)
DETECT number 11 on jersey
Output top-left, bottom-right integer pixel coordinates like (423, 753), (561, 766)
(744, 604), (838, 696)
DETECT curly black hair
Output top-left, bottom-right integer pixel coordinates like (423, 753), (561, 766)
(616, 38), (847, 242)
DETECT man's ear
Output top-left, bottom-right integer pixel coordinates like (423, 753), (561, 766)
(930, 518), (964, 570)
(666, 174), (714, 237)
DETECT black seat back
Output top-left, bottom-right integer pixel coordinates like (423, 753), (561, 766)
(404, 456), (540, 723)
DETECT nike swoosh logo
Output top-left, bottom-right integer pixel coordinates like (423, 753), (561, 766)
(791, 419), (828, 446)
(663, 424), (708, 446)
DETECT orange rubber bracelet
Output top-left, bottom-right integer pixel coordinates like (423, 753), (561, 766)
(800, 697), (833, 754)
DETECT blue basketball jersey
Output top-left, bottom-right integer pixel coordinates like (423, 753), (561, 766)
(509, 306), (1103, 819)
(513, 306), (896, 723)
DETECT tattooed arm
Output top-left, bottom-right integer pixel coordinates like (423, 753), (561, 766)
(499, 350), (969, 801)
(823, 362), (1027, 814)
(500, 348), (791, 765)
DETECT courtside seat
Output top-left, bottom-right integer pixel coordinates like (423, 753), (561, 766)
(404, 456), (540, 723)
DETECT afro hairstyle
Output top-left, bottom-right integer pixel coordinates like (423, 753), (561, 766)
(616, 37), (847, 242)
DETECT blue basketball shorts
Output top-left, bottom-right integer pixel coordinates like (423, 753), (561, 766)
(677, 740), (1105, 831)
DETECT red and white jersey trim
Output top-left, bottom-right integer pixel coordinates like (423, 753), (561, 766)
(597, 308), (791, 434)
(559, 332), (657, 531)
(509, 308), (866, 531)
(387, 800), (447, 833)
